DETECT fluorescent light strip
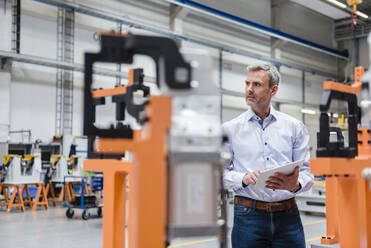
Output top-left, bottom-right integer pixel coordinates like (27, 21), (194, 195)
(301, 109), (316, 115)
(356, 10), (369, 19)
(325, 0), (369, 19)
(325, 0), (347, 9)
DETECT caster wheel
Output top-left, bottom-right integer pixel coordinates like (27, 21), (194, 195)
(66, 208), (74, 218)
(97, 207), (102, 217)
(82, 210), (90, 220)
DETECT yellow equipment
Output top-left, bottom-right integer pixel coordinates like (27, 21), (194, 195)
(347, 0), (363, 12)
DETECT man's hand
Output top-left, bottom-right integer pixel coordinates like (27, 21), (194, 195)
(265, 166), (300, 191)
(242, 170), (262, 186)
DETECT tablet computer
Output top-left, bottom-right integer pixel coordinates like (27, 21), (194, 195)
(255, 160), (304, 189)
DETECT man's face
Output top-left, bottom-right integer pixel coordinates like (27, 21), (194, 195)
(245, 70), (278, 109)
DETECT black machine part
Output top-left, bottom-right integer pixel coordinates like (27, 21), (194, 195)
(70, 195), (97, 208)
(316, 90), (360, 158)
(84, 34), (192, 139)
(87, 68), (149, 158)
(125, 71), (150, 125)
(45, 166), (56, 183)
(21, 157), (35, 176)
(111, 68), (150, 124)
(0, 157), (13, 183)
(316, 127), (345, 154)
(45, 157), (60, 183)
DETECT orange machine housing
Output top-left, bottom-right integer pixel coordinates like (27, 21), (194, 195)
(84, 67), (171, 248)
(84, 95), (171, 248)
(310, 67), (371, 248)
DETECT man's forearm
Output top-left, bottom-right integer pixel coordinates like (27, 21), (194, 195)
(223, 170), (246, 190)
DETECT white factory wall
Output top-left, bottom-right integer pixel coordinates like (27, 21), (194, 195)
(274, 1), (336, 48)
(0, 2), (11, 145)
(0, 2), (11, 52)
(0, 72), (11, 142)
(0, 0), (356, 156)
(359, 38), (370, 70)
(192, 0), (271, 27)
(341, 38), (369, 80)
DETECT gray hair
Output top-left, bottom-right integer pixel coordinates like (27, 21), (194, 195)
(246, 63), (281, 87)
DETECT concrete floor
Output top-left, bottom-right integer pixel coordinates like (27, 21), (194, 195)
(0, 207), (326, 248)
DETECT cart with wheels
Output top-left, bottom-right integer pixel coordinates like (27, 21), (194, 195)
(64, 175), (103, 220)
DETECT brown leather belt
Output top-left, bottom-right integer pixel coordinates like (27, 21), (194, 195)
(234, 196), (296, 212)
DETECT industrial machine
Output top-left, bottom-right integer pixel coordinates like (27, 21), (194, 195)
(43, 135), (88, 182)
(45, 154), (85, 182)
(45, 155), (68, 183)
(83, 33), (227, 248)
(8, 143), (32, 157)
(40, 143), (62, 169)
(310, 66), (371, 248)
(0, 154), (42, 184)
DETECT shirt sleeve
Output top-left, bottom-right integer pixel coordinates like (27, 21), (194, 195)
(292, 122), (314, 194)
(222, 123), (245, 190)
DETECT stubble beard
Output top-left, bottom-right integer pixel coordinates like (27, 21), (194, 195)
(246, 94), (258, 107)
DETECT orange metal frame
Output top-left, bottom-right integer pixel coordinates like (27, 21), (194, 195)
(26, 183), (49, 211)
(91, 69), (135, 98)
(45, 182), (64, 207)
(0, 184), (25, 213)
(310, 155), (371, 247)
(84, 96), (171, 248)
(310, 67), (371, 248)
(323, 67), (364, 94)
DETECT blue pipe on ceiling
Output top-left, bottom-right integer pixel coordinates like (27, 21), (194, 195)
(172, 0), (349, 60)
(31, 0), (342, 79)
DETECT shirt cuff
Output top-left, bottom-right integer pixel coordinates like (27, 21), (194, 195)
(236, 172), (246, 189)
(293, 178), (304, 194)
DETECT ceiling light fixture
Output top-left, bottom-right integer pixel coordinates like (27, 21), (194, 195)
(325, 0), (347, 8)
(301, 109), (316, 115)
(356, 10), (369, 19)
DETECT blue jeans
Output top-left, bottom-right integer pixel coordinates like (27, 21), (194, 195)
(232, 201), (305, 248)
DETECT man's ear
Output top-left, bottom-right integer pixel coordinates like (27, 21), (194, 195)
(271, 85), (278, 96)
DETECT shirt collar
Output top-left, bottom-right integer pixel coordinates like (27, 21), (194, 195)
(245, 105), (277, 122)
(270, 106), (278, 120)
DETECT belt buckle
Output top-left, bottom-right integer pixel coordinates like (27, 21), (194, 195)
(266, 203), (272, 212)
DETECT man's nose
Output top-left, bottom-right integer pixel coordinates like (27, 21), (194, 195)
(246, 85), (253, 93)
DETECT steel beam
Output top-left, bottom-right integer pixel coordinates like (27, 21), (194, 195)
(0, 50), (142, 79)
(32, 0), (341, 80)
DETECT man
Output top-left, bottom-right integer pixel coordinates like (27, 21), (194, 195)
(223, 62), (314, 248)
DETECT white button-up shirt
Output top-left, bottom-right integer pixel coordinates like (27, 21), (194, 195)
(223, 106), (314, 202)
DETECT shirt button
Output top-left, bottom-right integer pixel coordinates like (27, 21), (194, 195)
(265, 142), (267, 145)
(267, 157), (269, 161)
